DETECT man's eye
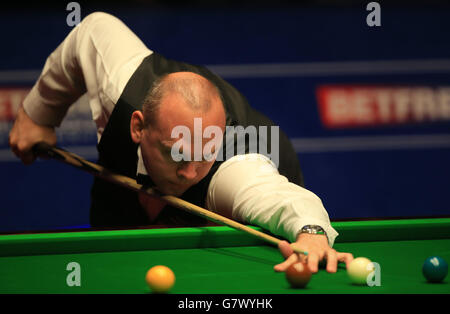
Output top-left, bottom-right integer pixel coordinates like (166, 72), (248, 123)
(166, 149), (186, 163)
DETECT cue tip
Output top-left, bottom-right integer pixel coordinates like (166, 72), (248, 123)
(290, 244), (308, 256)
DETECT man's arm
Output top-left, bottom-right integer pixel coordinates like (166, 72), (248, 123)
(10, 12), (152, 162)
(206, 153), (353, 272)
(207, 154), (338, 245)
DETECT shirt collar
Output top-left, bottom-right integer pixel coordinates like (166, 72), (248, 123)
(136, 146), (156, 187)
(136, 145), (148, 176)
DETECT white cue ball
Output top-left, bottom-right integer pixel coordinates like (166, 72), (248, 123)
(347, 257), (374, 285)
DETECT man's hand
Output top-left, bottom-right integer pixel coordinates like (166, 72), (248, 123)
(274, 233), (353, 273)
(9, 106), (57, 164)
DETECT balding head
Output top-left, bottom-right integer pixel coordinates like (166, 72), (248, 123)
(130, 71), (226, 196)
(142, 72), (224, 128)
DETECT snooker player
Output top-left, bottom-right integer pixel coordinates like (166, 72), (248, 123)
(9, 12), (353, 274)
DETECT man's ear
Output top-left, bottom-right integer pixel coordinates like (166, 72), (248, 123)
(130, 111), (145, 144)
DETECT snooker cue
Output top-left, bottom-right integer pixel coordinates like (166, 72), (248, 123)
(32, 142), (307, 256)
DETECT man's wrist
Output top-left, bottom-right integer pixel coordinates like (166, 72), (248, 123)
(298, 225), (328, 241)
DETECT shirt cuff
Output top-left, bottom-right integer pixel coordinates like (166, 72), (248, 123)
(22, 84), (70, 127)
(292, 218), (339, 248)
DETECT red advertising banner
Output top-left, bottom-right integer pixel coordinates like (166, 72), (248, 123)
(316, 85), (450, 128)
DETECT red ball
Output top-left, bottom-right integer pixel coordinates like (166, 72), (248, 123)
(285, 262), (312, 288)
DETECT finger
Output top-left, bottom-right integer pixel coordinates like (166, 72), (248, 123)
(21, 152), (36, 165)
(16, 143), (35, 165)
(337, 252), (354, 268)
(325, 249), (338, 273)
(10, 144), (32, 164)
(307, 252), (320, 273)
(277, 240), (294, 259)
(274, 253), (298, 272)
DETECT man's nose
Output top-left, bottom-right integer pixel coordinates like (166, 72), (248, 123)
(176, 162), (198, 180)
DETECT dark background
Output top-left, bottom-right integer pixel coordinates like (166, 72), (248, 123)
(1, 0), (449, 232)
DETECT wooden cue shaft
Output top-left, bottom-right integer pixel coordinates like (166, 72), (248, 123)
(32, 142), (307, 255)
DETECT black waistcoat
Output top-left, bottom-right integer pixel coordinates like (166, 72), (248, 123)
(90, 52), (303, 228)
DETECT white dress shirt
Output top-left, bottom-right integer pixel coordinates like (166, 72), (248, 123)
(22, 12), (338, 246)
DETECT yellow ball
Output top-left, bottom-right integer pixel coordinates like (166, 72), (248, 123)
(145, 265), (175, 293)
(347, 257), (374, 285)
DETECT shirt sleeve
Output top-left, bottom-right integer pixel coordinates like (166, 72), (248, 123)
(206, 154), (339, 247)
(22, 12), (152, 139)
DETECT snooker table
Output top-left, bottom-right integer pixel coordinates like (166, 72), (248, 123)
(0, 217), (449, 294)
